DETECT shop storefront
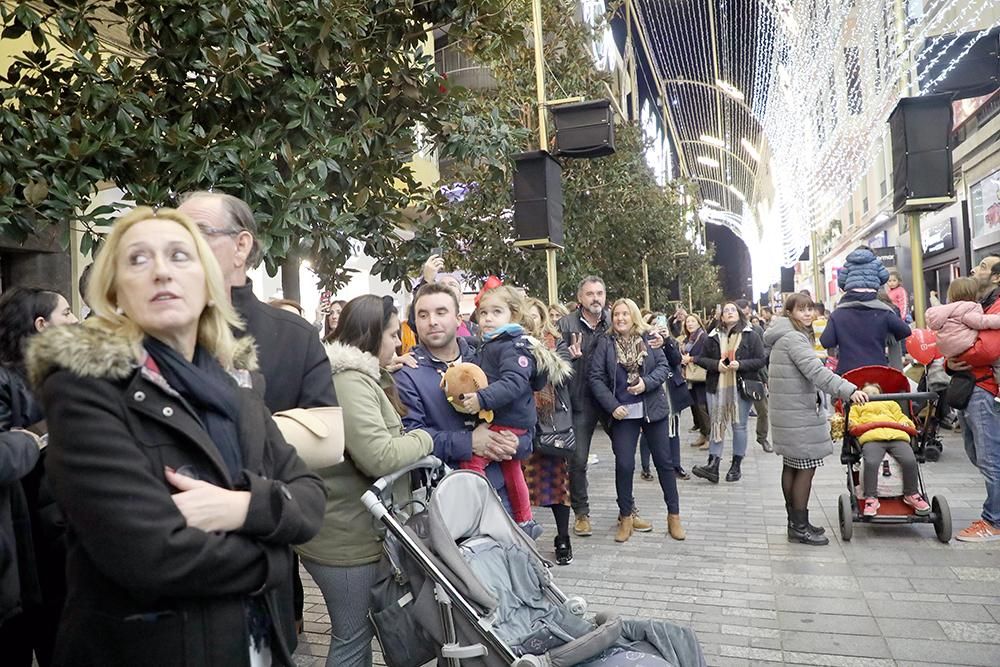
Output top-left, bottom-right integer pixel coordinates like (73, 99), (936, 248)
(970, 166), (1000, 264)
(921, 202), (967, 305)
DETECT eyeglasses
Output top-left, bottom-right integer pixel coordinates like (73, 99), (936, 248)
(198, 225), (242, 238)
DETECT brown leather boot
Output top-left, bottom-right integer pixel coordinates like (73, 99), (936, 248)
(615, 515), (634, 543)
(667, 514), (686, 541)
(631, 510), (653, 532)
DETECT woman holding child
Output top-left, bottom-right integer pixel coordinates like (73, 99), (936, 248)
(765, 293), (869, 546)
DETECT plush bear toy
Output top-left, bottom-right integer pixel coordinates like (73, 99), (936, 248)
(441, 362), (494, 423)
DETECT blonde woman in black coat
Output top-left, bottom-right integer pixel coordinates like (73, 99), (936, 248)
(28, 207), (325, 667)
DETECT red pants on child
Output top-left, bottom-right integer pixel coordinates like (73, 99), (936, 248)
(460, 425), (532, 523)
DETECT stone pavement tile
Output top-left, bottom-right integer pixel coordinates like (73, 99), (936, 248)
(951, 566), (1000, 582)
(780, 630), (891, 658)
(718, 644), (785, 662)
(887, 591), (949, 602)
(781, 652), (896, 667)
(777, 611), (881, 636)
(865, 598), (987, 621)
(775, 594), (873, 616)
(938, 620), (1000, 644)
(887, 637), (1000, 666)
(910, 578), (1000, 596)
(875, 617), (949, 639)
(988, 605), (1000, 623)
(854, 576), (915, 592)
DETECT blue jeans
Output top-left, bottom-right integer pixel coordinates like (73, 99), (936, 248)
(707, 394), (752, 458)
(961, 388), (1000, 528)
(612, 418), (680, 515)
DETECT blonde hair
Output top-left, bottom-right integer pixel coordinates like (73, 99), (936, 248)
(525, 297), (559, 338)
(947, 277), (978, 303)
(86, 206), (244, 368)
(478, 285), (528, 326)
(548, 302), (569, 319)
(610, 298), (650, 336)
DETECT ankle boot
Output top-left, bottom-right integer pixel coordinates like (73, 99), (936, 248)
(667, 514), (686, 540)
(615, 515), (634, 543)
(786, 504), (825, 535)
(692, 455), (720, 484)
(787, 510), (829, 546)
(725, 455), (743, 482)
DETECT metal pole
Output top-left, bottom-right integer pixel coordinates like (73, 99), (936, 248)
(908, 212), (926, 328)
(546, 248), (559, 305)
(688, 284), (693, 312)
(642, 257), (650, 310)
(811, 229), (823, 303)
(531, 0), (558, 304)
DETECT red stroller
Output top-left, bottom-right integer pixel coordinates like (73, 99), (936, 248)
(836, 365), (952, 543)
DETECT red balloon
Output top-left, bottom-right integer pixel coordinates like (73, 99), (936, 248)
(905, 328), (941, 366)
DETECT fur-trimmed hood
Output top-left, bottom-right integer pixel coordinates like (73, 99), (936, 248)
(325, 341), (381, 382)
(25, 321), (258, 389)
(529, 336), (573, 387)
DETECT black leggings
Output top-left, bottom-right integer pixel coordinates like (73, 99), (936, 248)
(781, 465), (817, 512)
(549, 503), (571, 538)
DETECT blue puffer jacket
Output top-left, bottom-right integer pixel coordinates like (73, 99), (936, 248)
(838, 247), (889, 292)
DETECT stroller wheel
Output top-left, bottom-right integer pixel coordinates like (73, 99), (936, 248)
(513, 657), (544, 667)
(924, 441), (942, 462)
(565, 596), (588, 616)
(932, 496), (952, 543)
(839, 493), (854, 542)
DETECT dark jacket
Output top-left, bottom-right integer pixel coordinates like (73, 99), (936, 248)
(0, 430), (40, 625)
(662, 337), (693, 414)
(477, 328), (541, 432)
(558, 308), (611, 411)
(395, 338), (532, 494)
(232, 281), (337, 413)
(695, 324), (767, 394)
(26, 324), (326, 667)
(819, 298), (911, 375)
(589, 335), (671, 423)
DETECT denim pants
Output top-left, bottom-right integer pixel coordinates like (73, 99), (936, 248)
(569, 401), (601, 517)
(708, 394), (753, 458)
(640, 416), (682, 471)
(303, 559), (384, 667)
(961, 388), (1000, 528)
(611, 417), (680, 516)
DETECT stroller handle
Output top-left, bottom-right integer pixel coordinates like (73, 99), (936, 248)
(856, 391), (938, 403)
(361, 455), (445, 516)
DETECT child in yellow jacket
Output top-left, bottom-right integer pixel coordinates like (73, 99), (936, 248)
(852, 383), (930, 517)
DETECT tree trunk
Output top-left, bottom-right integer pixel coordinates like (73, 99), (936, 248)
(281, 256), (301, 303)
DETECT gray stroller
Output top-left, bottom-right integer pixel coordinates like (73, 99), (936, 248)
(362, 457), (705, 667)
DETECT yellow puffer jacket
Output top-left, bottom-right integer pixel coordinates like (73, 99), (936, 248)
(850, 400), (914, 444)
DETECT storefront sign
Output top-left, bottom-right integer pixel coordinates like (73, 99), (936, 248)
(873, 247), (897, 267)
(921, 213), (956, 254)
(971, 168), (1000, 240)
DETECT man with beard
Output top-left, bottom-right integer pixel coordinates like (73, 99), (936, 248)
(557, 276), (655, 537)
(395, 283), (526, 495)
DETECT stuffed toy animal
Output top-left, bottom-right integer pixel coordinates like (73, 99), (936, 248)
(441, 362), (494, 423)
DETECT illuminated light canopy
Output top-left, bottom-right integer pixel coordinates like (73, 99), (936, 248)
(697, 155), (721, 168)
(704, 199), (723, 207)
(740, 138), (760, 161)
(729, 185), (746, 202)
(714, 78), (745, 102)
(700, 134), (727, 148)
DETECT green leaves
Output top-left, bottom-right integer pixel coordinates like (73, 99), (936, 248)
(1, 0), (518, 290)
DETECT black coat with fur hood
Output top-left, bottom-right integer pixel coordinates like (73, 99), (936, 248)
(26, 323), (326, 667)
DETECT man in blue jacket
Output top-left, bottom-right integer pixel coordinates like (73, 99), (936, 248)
(395, 283), (529, 497)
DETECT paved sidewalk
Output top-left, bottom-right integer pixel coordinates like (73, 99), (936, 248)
(294, 415), (1000, 666)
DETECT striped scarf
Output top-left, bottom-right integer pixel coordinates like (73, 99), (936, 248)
(708, 327), (743, 443)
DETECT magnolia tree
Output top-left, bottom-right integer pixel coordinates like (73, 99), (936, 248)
(0, 0), (518, 288)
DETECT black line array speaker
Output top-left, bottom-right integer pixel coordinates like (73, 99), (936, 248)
(923, 27), (1000, 98)
(513, 150), (563, 248)
(780, 267), (795, 293)
(889, 95), (955, 214)
(552, 100), (616, 158)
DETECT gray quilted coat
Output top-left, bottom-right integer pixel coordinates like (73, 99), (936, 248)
(764, 318), (858, 460)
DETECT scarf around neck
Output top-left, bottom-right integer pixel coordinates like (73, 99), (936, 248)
(708, 326), (744, 443)
(143, 337), (244, 480)
(613, 333), (647, 385)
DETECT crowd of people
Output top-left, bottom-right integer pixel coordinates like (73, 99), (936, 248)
(1, 191), (999, 666)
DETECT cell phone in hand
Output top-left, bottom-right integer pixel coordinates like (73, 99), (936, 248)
(655, 315), (668, 328)
(431, 246), (443, 257)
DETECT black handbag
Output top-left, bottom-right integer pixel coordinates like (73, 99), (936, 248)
(945, 371), (981, 410)
(737, 376), (765, 402)
(534, 394), (576, 459)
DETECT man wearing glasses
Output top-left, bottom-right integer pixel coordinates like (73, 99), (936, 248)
(178, 191), (338, 635)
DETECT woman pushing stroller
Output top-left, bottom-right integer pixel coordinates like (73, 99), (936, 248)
(850, 382), (931, 517)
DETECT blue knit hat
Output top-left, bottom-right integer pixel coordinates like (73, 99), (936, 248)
(837, 246), (890, 292)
